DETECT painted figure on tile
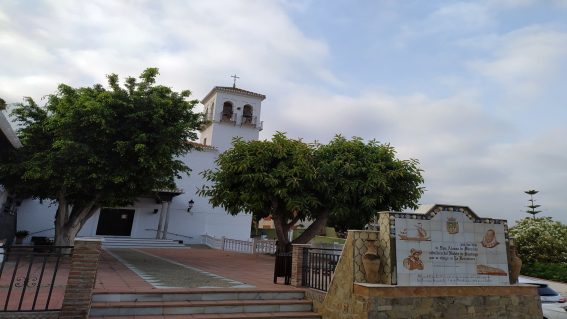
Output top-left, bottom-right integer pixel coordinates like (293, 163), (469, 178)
(476, 264), (507, 276)
(403, 248), (424, 270)
(398, 223), (430, 241)
(481, 229), (500, 248)
(446, 217), (459, 234)
(416, 223), (428, 239)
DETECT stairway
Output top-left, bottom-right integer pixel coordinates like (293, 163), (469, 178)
(79, 236), (186, 248)
(89, 288), (321, 318)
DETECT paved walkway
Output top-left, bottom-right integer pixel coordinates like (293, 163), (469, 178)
(95, 246), (292, 292)
(521, 275), (567, 297)
(106, 249), (253, 288)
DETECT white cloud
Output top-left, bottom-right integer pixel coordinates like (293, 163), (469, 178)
(395, 1), (494, 46)
(0, 0), (333, 105)
(261, 85), (566, 224)
(1, 0), (567, 227)
(429, 2), (494, 32)
(467, 26), (567, 98)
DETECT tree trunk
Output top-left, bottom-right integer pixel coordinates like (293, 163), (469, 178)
(53, 198), (100, 247)
(54, 223), (81, 246)
(272, 213), (291, 252)
(292, 209), (329, 245)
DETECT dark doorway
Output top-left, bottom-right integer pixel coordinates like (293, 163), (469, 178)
(96, 208), (135, 236)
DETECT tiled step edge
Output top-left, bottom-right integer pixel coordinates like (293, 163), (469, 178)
(92, 291), (305, 302)
(91, 299), (313, 308)
(89, 311), (322, 319)
(90, 300), (313, 316)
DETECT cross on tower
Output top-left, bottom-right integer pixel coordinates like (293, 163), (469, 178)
(231, 74), (240, 88)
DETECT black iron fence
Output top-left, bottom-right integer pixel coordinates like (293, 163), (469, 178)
(273, 249), (292, 285)
(0, 245), (73, 312)
(301, 247), (341, 291)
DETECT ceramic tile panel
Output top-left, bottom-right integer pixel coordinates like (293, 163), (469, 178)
(390, 204), (510, 286)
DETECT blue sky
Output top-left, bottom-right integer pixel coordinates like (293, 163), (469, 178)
(1, 0), (566, 224)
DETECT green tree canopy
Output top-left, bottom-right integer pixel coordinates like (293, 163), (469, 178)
(509, 217), (567, 264)
(199, 133), (424, 250)
(0, 68), (204, 245)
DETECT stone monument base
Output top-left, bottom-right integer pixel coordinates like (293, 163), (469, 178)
(314, 283), (541, 319)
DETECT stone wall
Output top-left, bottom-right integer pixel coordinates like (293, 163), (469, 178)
(310, 230), (542, 319)
(355, 284), (542, 319)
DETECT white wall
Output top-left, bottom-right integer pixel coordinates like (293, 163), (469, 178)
(17, 87), (261, 244)
(16, 148), (253, 244)
(200, 91), (262, 152)
(16, 199), (57, 243)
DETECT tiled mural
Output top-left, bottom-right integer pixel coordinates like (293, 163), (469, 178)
(391, 205), (509, 286)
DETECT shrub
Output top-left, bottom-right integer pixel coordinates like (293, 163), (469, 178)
(522, 262), (567, 283)
(509, 217), (567, 264)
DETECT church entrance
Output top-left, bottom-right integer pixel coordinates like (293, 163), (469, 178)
(96, 208), (135, 236)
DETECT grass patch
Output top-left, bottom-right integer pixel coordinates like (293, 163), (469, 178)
(310, 236), (346, 245)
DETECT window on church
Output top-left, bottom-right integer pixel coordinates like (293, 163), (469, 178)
(242, 104), (253, 124)
(222, 102), (234, 122)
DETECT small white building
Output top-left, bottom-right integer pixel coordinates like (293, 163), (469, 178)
(1, 111), (23, 244)
(16, 85), (266, 244)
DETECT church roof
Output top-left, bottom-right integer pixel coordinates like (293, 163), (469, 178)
(202, 86), (266, 103)
(188, 141), (217, 151)
(0, 112), (22, 149)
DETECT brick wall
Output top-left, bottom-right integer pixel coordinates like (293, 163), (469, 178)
(58, 239), (102, 319)
(291, 244), (309, 287)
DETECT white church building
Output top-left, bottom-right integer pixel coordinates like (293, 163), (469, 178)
(16, 85), (266, 245)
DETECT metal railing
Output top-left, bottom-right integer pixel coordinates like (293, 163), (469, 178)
(301, 247), (342, 291)
(0, 245), (73, 312)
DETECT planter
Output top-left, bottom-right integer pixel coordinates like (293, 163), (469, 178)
(362, 239), (381, 283)
(510, 244), (522, 284)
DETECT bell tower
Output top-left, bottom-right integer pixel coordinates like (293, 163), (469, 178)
(199, 83), (266, 152)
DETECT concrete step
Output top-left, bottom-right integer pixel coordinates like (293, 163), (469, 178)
(92, 289), (306, 302)
(78, 237), (186, 248)
(89, 289), (320, 318)
(89, 311), (321, 318)
(89, 299), (314, 316)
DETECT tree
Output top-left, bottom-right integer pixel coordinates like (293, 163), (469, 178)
(509, 217), (567, 264)
(524, 189), (542, 219)
(0, 68), (204, 246)
(199, 133), (424, 250)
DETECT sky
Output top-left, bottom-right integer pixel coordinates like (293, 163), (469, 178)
(1, 0), (566, 225)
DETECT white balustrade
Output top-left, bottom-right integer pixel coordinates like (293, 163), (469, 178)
(200, 235), (277, 254)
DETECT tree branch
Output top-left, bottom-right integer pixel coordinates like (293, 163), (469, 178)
(286, 212), (302, 228)
(292, 209), (329, 244)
